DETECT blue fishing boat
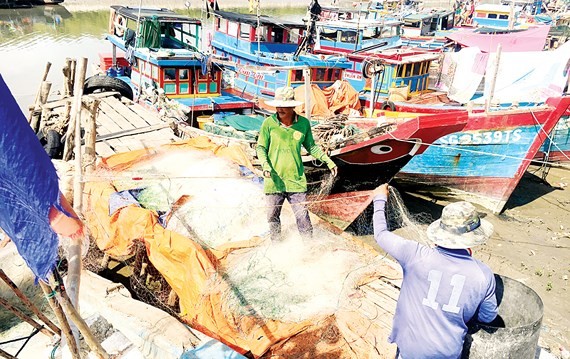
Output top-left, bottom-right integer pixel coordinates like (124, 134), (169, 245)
(312, 18), (442, 112)
(536, 113), (570, 163)
(395, 96), (570, 213)
(209, 9), (352, 109)
(95, 6), (254, 118)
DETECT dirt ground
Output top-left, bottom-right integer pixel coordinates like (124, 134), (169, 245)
(357, 164), (570, 356)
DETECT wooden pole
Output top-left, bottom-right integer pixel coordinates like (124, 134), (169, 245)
(486, 43), (502, 113)
(39, 281), (81, 359)
(84, 98), (101, 174)
(49, 273), (110, 359)
(369, 73), (376, 118)
(0, 269), (60, 335)
(63, 58), (72, 98)
(29, 81), (52, 133)
(0, 347), (17, 359)
(27, 62), (52, 124)
(73, 58), (88, 214)
(303, 67), (311, 119)
(0, 296), (54, 337)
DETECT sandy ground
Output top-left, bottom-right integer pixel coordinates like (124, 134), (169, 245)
(358, 164), (570, 356)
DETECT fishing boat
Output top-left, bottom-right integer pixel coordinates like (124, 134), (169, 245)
(395, 96), (570, 213)
(312, 18), (443, 109)
(96, 6), (254, 119)
(209, 9), (352, 108)
(535, 113), (570, 163)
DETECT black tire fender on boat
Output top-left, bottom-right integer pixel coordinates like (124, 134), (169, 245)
(380, 101), (396, 111)
(44, 129), (63, 159)
(83, 76), (134, 100)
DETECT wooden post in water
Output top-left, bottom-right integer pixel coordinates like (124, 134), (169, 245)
(62, 58), (73, 98)
(29, 81), (52, 133)
(39, 281), (81, 359)
(0, 269), (60, 335)
(27, 62), (52, 124)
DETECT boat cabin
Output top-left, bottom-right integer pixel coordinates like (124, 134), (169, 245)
(473, 4), (517, 28)
(403, 9), (455, 36)
(211, 10), (351, 102)
(315, 19), (403, 54)
(107, 6), (222, 100)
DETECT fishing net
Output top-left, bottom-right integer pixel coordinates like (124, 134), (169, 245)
(80, 138), (435, 357)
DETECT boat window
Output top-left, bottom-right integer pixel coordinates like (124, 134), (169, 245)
(179, 69), (189, 80)
(287, 29), (301, 43)
(240, 23), (251, 39)
(144, 63), (152, 77)
(315, 68), (327, 81)
(272, 27), (284, 43)
(219, 18), (227, 33)
(255, 26), (268, 41)
(179, 83), (190, 94)
(396, 65), (403, 78)
(292, 69), (304, 82)
(340, 30), (357, 42)
(488, 13), (498, 19)
(164, 68), (176, 81)
(332, 68), (341, 80)
(404, 64), (412, 77)
(499, 14), (509, 19)
(320, 29), (336, 41)
(412, 63), (422, 76)
(228, 21), (239, 37)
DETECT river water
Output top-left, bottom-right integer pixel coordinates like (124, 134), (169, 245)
(0, 4), (305, 112)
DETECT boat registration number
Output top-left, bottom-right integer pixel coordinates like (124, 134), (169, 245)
(439, 129), (523, 145)
(238, 68), (265, 80)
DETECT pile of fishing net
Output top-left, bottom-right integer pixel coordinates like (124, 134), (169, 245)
(83, 137), (404, 358)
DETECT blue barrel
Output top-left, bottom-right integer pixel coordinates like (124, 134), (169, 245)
(462, 274), (543, 359)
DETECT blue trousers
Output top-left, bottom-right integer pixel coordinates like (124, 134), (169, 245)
(266, 192), (312, 240)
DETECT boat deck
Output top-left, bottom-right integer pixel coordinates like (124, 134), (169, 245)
(41, 92), (179, 157)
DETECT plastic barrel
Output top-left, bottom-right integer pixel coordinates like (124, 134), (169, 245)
(462, 274), (543, 359)
(197, 115), (213, 130)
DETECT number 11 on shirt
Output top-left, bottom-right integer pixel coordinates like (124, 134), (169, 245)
(422, 270), (466, 314)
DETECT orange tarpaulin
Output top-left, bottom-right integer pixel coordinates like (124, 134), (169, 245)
(294, 80), (361, 118)
(83, 137), (398, 357)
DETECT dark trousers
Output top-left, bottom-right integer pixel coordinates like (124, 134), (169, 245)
(266, 192), (312, 240)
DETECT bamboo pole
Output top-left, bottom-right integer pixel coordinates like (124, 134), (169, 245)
(27, 62), (52, 124)
(0, 347), (17, 359)
(0, 296), (54, 337)
(29, 81), (52, 134)
(0, 269), (60, 335)
(49, 273), (110, 359)
(485, 43), (502, 113)
(84, 99), (101, 174)
(39, 281), (81, 359)
(63, 58), (72, 97)
(73, 58), (88, 214)
(303, 67), (311, 119)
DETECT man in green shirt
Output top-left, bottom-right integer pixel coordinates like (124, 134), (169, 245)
(257, 87), (337, 240)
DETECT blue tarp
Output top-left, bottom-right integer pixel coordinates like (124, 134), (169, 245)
(180, 338), (247, 359)
(0, 74), (60, 280)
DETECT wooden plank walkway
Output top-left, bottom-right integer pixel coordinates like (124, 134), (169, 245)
(84, 93), (179, 157)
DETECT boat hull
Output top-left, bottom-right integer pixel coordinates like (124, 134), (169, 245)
(536, 115), (570, 162)
(396, 96), (570, 213)
(309, 111), (468, 192)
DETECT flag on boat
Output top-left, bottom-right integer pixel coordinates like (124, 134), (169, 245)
(0, 74), (61, 280)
